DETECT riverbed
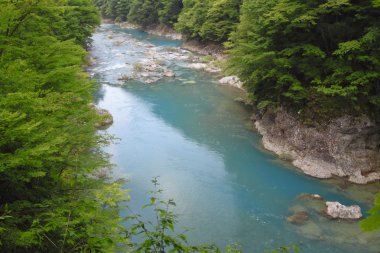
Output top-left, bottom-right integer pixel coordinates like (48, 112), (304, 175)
(89, 24), (380, 253)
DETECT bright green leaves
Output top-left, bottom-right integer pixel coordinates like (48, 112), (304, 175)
(334, 40), (362, 56)
(0, 0), (126, 252)
(228, 0), (380, 118)
(361, 192), (380, 231)
(199, 0), (242, 42)
(175, 0), (242, 42)
(175, 0), (211, 38)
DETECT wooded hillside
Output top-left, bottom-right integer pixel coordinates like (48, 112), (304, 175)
(0, 1), (129, 251)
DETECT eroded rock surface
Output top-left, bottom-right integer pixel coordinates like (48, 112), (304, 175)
(254, 107), (380, 184)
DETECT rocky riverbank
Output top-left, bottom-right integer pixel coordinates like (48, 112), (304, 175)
(109, 21), (247, 90)
(254, 107), (380, 184)
(118, 22), (182, 40)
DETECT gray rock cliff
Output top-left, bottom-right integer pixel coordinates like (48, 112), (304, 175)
(254, 108), (380, 184)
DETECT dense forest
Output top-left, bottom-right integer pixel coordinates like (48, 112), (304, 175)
(0, 0), (130, 252)
(1, 0), (380, 252)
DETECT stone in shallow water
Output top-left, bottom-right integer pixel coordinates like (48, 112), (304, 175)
(325, 201), (362, 219)
(297, 193), (324, 201)
(287, 210), (309, 224)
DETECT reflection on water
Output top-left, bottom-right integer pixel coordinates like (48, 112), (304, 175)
(90, 24), (380, 253)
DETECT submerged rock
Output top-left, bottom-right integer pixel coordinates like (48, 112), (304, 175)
(297, 193), (324, 201)
(287, 211), (309, 224)
(218, 76), (244, 90)
(325, 201), (362, 219)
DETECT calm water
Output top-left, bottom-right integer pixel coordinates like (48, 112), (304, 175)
(90, 24), (379, 253)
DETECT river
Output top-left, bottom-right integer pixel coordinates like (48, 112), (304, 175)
(89, 24), (380, 253)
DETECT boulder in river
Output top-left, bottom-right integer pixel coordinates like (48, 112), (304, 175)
(325, 201), (362, 219)
(287, 210), (309, 224)
(218, 76), (244, 90)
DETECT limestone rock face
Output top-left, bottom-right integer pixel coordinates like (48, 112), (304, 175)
(218, 76), (244, 90)
(325, 202), (362, 219)
(254, 107), (380, 184)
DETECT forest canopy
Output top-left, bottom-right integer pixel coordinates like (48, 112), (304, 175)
(0, 0), (129, 251)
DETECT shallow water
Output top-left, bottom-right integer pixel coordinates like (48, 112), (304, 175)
(90, 24), (380, 253)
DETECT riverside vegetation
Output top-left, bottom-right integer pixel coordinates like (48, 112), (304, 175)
(0, 0), (379, 252)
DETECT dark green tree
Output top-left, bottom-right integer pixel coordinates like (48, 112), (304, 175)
(200, 0), (242, 42)
(175, 0), (210, 39)
(128, 0), (161, 27)
(0, 1), (130, 251)
(158, 0), (184, 26)
(228, 0), (380, 121)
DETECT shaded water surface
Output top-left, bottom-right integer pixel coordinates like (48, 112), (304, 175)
(90, 24), (379, 253)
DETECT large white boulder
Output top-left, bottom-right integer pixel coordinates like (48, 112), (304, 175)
(325, 201), (362, 219)
(218, 76), (243, 89)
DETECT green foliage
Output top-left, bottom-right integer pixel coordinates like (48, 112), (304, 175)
(95, 0), (182, 27)
(0, 0), (131, 252)
(128, 0), (160, 27)
(228, 0), (380, 120)
(200, 0), (242, 42)
(175, 0), (211, 39)
(159, 0), (184, 26)
(94, 0), (132, 21)
(361, 192), (380, 232)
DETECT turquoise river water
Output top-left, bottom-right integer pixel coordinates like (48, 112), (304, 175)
(89, 24), (380, 253)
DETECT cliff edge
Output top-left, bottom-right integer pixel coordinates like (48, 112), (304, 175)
(254, 108), (380, 184)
